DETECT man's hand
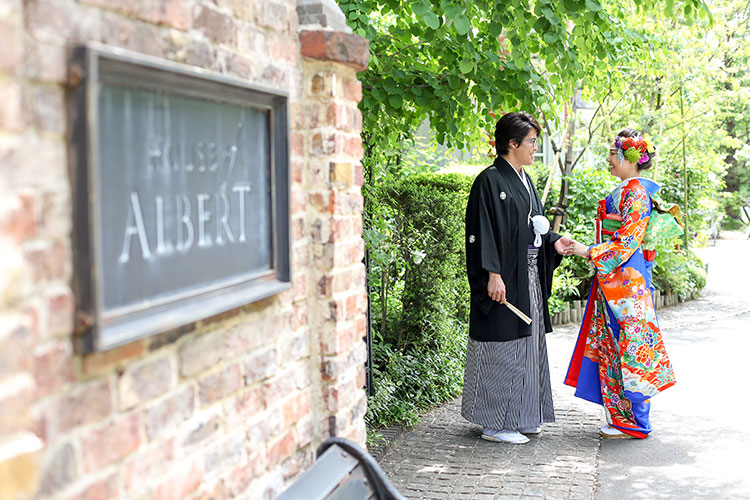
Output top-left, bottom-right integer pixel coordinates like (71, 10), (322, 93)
(488, 272), (506, 303)
(554, 236), (575, 256)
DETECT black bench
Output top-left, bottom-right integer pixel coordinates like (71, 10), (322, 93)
(277, 437), (407, 500)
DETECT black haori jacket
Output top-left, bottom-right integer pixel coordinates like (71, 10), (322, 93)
(465, 157), (563, 342)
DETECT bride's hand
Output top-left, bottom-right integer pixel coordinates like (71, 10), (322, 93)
(571, 242), (590, 258)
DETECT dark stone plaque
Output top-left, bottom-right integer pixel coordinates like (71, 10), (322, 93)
(69, 44), (290, 351)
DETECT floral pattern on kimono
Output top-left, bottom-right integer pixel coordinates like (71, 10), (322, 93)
(565, 178), (676, 438)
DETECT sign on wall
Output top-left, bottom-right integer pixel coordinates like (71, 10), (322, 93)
(69, 44), (290, 352)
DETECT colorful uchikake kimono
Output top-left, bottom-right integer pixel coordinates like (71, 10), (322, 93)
(564, 177), (684, 438)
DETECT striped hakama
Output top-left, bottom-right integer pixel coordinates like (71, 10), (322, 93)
(461, 249), (555, 430)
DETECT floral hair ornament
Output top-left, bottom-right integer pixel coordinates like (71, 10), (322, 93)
(613, 135), (655, 165)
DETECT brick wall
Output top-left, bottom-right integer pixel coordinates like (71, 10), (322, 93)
(0, 1), (369, 499)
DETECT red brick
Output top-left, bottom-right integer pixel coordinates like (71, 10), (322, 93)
(254, 0), (289, 32)
(268, 32), (298, 64)
(266, 429), (295, 467)
(24, 239), (67, 282)
(354, 163), (364, 186)
(320, 325), (364, 357)
(181, 414), (222, 447)
(290, 131), (304, 157)
(292, 215), (305, 241)
(192, 479), (228, 500)
(204, 432), (245, 474)
(293, 244), (309, 272)
(227, 52), (255, 79)
(81, 339), (145, 376)
(82, 412), (141, 472)
(144, 385), (194, 440)
(0, 373), (34, 434)
(0, 194), (37, 243)
(228, 457), (264, 497)
(224, 387), (262, 429)
(289, 103), (304, 129)
(223, 319), (266, 354)
(342, 78), (363, 102)
(262, 373), (297, 409)
(153, 457), (203, 500)
(38, 441), (77, 496)
(28, 84), (65, 134)
(22, 38), (67, 83)
(296, 417), (313, 448)
(331, 191), (364, 215)
(300, 31), (369, 72)
(260, 63), (287, 88)
(0, 316), (34, 378)
(80, 0), (190, 29)
(311, 132), (336, 156)
(310, 72), (335, 97)
(244, 348), (277, 385)
(42, 379), (112, 439)
(0, 81), (26, 132)
(305, 103), (322, 128)
(291, 305), (307, 331)
(327, 264), (366, 294)
(0, 14), (22, 73)
(193, 3), (234, 44)
(34, 340), (74, 397)
(282, 450), (311, 481)
(291, 159), (304, 185)
(327, 104), (361, 131)
(64, 474), (119, 500)
(282, 391), (311, 427)
(309, 194), (331, 215)
(291, 187), (306, 215)
(100, 13), (165, 58)
(122, 439), (175, 493)
(333, 240), (364, 268)
(215, 0), (253, 21)
(118, 355), (174, 410)
(43, 287), (74, 338)
(344, 135), (364, 158)
(199, 364), (242, 406)
(178, 331), (227, 378)
(26, 0), (101, 44)
(246, 418), (277, 452)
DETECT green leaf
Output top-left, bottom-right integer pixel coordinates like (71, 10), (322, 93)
(422, 11), (441, 30)
(388, 94), (403, 108)
(459, 59), (474, 74)
(544, 32), (558, 44)
(453, 15), (471, 35)
(412, 1), (430, 17)
(584, 0), (603, 11)
(445, 5), (463, 19)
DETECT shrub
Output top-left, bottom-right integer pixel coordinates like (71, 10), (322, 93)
(365, 172), (472, 428)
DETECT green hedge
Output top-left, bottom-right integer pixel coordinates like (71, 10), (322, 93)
(365, 172), (472, 428)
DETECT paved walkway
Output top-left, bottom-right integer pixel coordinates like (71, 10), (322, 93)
(378, 235), (750, 500)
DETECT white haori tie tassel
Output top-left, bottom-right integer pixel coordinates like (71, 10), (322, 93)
(531, 214), (550, 248)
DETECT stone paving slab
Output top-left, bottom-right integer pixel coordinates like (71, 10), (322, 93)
(378, 323), (604, 500)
